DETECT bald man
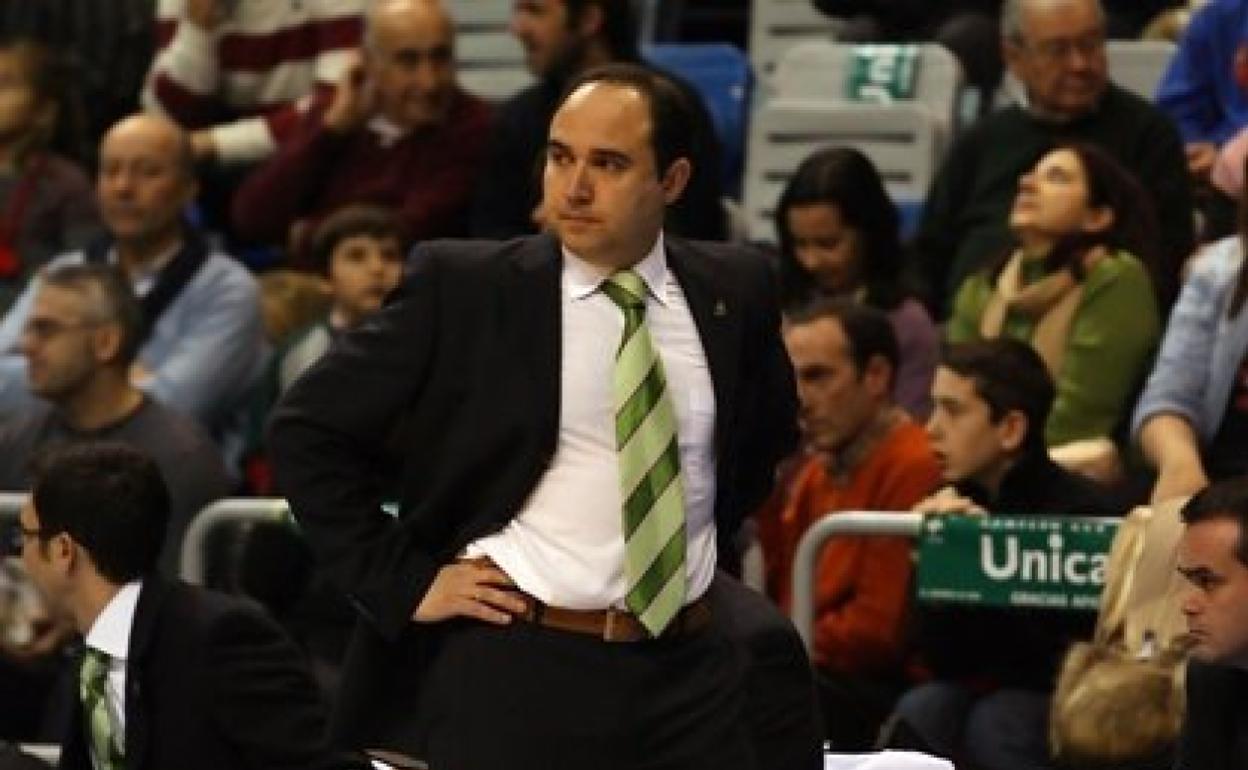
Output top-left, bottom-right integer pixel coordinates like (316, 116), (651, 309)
(911, 0), (1193, 317)
(232, 0), (494, 265)
(0, 113), (267, 448)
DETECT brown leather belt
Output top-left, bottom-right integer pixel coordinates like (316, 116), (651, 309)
(511, 591), (713, 643)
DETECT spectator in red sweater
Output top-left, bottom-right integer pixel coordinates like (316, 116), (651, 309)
(756, 298), (941, 751)
(231, 0), (492, 266)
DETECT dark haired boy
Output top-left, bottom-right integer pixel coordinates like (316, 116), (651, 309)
(889, 338), (1121, 769)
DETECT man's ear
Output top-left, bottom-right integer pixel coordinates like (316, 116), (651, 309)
(91, 323), (123, 366)
(1002, 37), (1026, 81)
(577, 3), (604, 38)
(46, 530), (77, 574)
(660, 158), (692, 205)
(863, 354), (894, 402)
(998, 409), (1030, 454)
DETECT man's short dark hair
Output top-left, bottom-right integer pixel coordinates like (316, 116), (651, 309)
(786, 297), (899, 389)
(40, 262), (143, 366)
(941, 339), (1055, 450)
(1181, 477), (1248, 568)
(29, 442), (170, 583)
(564, 0), (639, 62)
(558, 62), (697, 179)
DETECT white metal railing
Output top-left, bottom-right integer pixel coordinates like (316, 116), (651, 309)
(0, 491), (25, 522)
(178, 498), (292, 585)
(790, 511), (924, 649)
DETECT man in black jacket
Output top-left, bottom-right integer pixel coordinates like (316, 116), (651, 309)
(271, 63), (806, 770)
(889, 339), (1121, 770)
(469, 0), (726, 241)
(1173, 478), (1248, 770)
(14, 441), (360, 770)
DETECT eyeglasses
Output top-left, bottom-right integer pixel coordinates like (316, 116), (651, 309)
(20, 318), (102, 343)
(0, 523), (43, 558)
(1018, 29), (1106, 63)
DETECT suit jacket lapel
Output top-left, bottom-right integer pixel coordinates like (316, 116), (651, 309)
(665, 237), (741, 455)
(123, 577), (167, 770)
(509, 233), (563, 460)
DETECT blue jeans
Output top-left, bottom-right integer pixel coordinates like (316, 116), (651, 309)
(891, 682), (1054, 770)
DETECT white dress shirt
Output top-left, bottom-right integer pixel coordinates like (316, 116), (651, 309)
(466, 234), (718, 609)
(83, 580), (142, 765)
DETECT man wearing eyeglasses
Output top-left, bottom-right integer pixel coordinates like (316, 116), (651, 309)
(911, 0), (1194, 318)
(10, 442), (367, 770)
(0, 262), (229, 577)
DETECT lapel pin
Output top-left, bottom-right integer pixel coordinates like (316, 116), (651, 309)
(713, 300), (727, 317)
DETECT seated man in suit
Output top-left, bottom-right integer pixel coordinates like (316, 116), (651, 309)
(14, 441), (363, 770)
(270, 63), (815, 769)
(1173, 477), (1248, 770)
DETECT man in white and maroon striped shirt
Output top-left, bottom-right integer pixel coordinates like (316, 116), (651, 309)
(141, 0), (366, 166)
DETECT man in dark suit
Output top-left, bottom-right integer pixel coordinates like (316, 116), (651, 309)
(13, 441), (360, 770)
(269, 63), (810, 770)
(1173, 478), (1248, 770)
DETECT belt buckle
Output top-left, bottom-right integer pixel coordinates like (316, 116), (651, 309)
(603, 608), (621, 642)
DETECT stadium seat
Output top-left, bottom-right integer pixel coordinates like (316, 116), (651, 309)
(644, 42), (751, 193)
(743, 99), (942, 243)
(1105, 40), (1177, 102)
(749, 0), (843, 81)
(450, 0), (534, 102)
(770, 41), (964, 139)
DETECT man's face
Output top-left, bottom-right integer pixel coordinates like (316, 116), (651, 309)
(511, 0), (583, 79)
(18, 499), (66, 619)
(926, 367), (1013, 485)
(97, 120), (194, 247)
(784, 317), (883, 453)
(1179, 518), (1248, 667)
(20, 285), (105, 402)
(366, 5), (457, 130)
(0, 49), (45, 145)
(543, 82), (684, 269)
(327, 234), (404, 326)
(1004, 0), (1108, 119)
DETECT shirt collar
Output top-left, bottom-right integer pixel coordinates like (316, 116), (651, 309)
(85, 580), (142, 661)
(563, 232), (671, 306)
(367, 115), (408, 147)
(107, 241), (183, 292)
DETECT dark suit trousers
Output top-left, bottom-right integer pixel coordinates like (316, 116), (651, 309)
(414, 617), (755, 770)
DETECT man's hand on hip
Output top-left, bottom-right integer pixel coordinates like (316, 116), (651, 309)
(412, 561), (528, 625)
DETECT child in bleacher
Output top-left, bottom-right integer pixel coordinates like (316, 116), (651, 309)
(276, 204), (406, 392)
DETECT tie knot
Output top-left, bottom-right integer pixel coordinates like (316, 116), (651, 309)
(602, 270), (646, 311)
(82, 648), (110, 680)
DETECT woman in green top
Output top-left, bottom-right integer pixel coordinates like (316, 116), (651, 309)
(946, 143), (1162, 448)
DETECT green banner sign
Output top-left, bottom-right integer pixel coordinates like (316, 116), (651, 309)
(916, 515), (1119, 611)
(846, 44), (920, 102)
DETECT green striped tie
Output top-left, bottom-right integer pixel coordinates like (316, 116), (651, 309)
(601, 269), (687, 637)
(80, 648), (124, 770)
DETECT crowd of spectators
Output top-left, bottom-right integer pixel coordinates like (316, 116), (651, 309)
(1, 0), (1247, 767)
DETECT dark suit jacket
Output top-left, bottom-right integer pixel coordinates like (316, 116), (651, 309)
(269, 233), (798, 747)
(1174, 660), (1248, 770)
(57, 578), (360, 770)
